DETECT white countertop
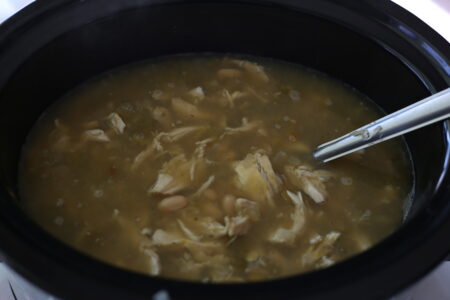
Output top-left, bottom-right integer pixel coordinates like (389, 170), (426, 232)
(393, 0), (450, 42)
(0, 1), (449, 299)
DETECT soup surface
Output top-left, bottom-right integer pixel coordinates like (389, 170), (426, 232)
(20, 56), (411, 282)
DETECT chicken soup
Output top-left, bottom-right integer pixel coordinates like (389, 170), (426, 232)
(19, 56), (411, 282)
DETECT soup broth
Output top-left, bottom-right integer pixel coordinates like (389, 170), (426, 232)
(19, 56), (411, 282)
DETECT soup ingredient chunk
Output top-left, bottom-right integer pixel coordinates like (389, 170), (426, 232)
(233, 152), (281, 205)
(269, 191), (305, 245)
(285, 165), (329, 204)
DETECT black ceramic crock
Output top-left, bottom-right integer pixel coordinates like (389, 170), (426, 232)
(0, 0), (449, 299)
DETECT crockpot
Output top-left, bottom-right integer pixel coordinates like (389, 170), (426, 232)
(0, 0), (449, 299)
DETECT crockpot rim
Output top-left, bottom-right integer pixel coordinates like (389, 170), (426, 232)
(0, 0), (449, 299)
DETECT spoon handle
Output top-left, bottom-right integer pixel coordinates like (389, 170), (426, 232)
(313, 87), (450, 163)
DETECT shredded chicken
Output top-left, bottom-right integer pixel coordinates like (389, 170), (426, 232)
(233, 152), (281, 205)
(235, 198), (260, 221)
(188, 86), (205, 102)
(150, 174), (183, 195)
(269, 191), (306, 245)
(153, 155), (192, 193)
(285, 165), (330, 203)
(192, 198), (260, 241)
(132, 126), (204, 169)
(155, 126), (206, 149)
(222, 89), (246, 107)
(189, 163), (197, 182)
(316, 256), (335, 268)
(178, 219), (202, 241)
(152, 229), (192, 246)
(309, 234), (323, 244)
(148, 154), (193, 195)
(230, 59), (269, 83)
(151, 229), (221, 252)
(188, 138), (215, 181)
(194, 138), (215, 158)
(142, 248), (161, 276)
(199, 217), (229, 238)
(227, 215), (251, 237)
(192, 175), (215, 198)
(302, 231), (341, 267)
(223, 118), (262, 137)
(195, 214), (253, 240)
(82, 129), (110, 142)
(107, 112), (126, 134)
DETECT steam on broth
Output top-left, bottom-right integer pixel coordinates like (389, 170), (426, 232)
(19, 56), (411, 282)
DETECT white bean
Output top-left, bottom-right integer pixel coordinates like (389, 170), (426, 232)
(217, 68), (242, 79)
(222, 194), (236, 215)
(158, 195), (188, 212)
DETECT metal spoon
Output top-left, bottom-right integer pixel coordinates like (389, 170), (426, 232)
(313, 87), (450, 163)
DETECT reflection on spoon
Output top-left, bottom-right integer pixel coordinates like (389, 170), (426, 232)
(314, 87), (450, 163)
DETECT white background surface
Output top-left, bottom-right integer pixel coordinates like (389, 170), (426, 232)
(0, 0), (32, 24)
(393, 0), (450, 42)
(0, 264), (16, 300)
(0, 0), (449, 299)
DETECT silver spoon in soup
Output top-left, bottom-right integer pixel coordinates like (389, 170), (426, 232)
(314, 87), (450, 163)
